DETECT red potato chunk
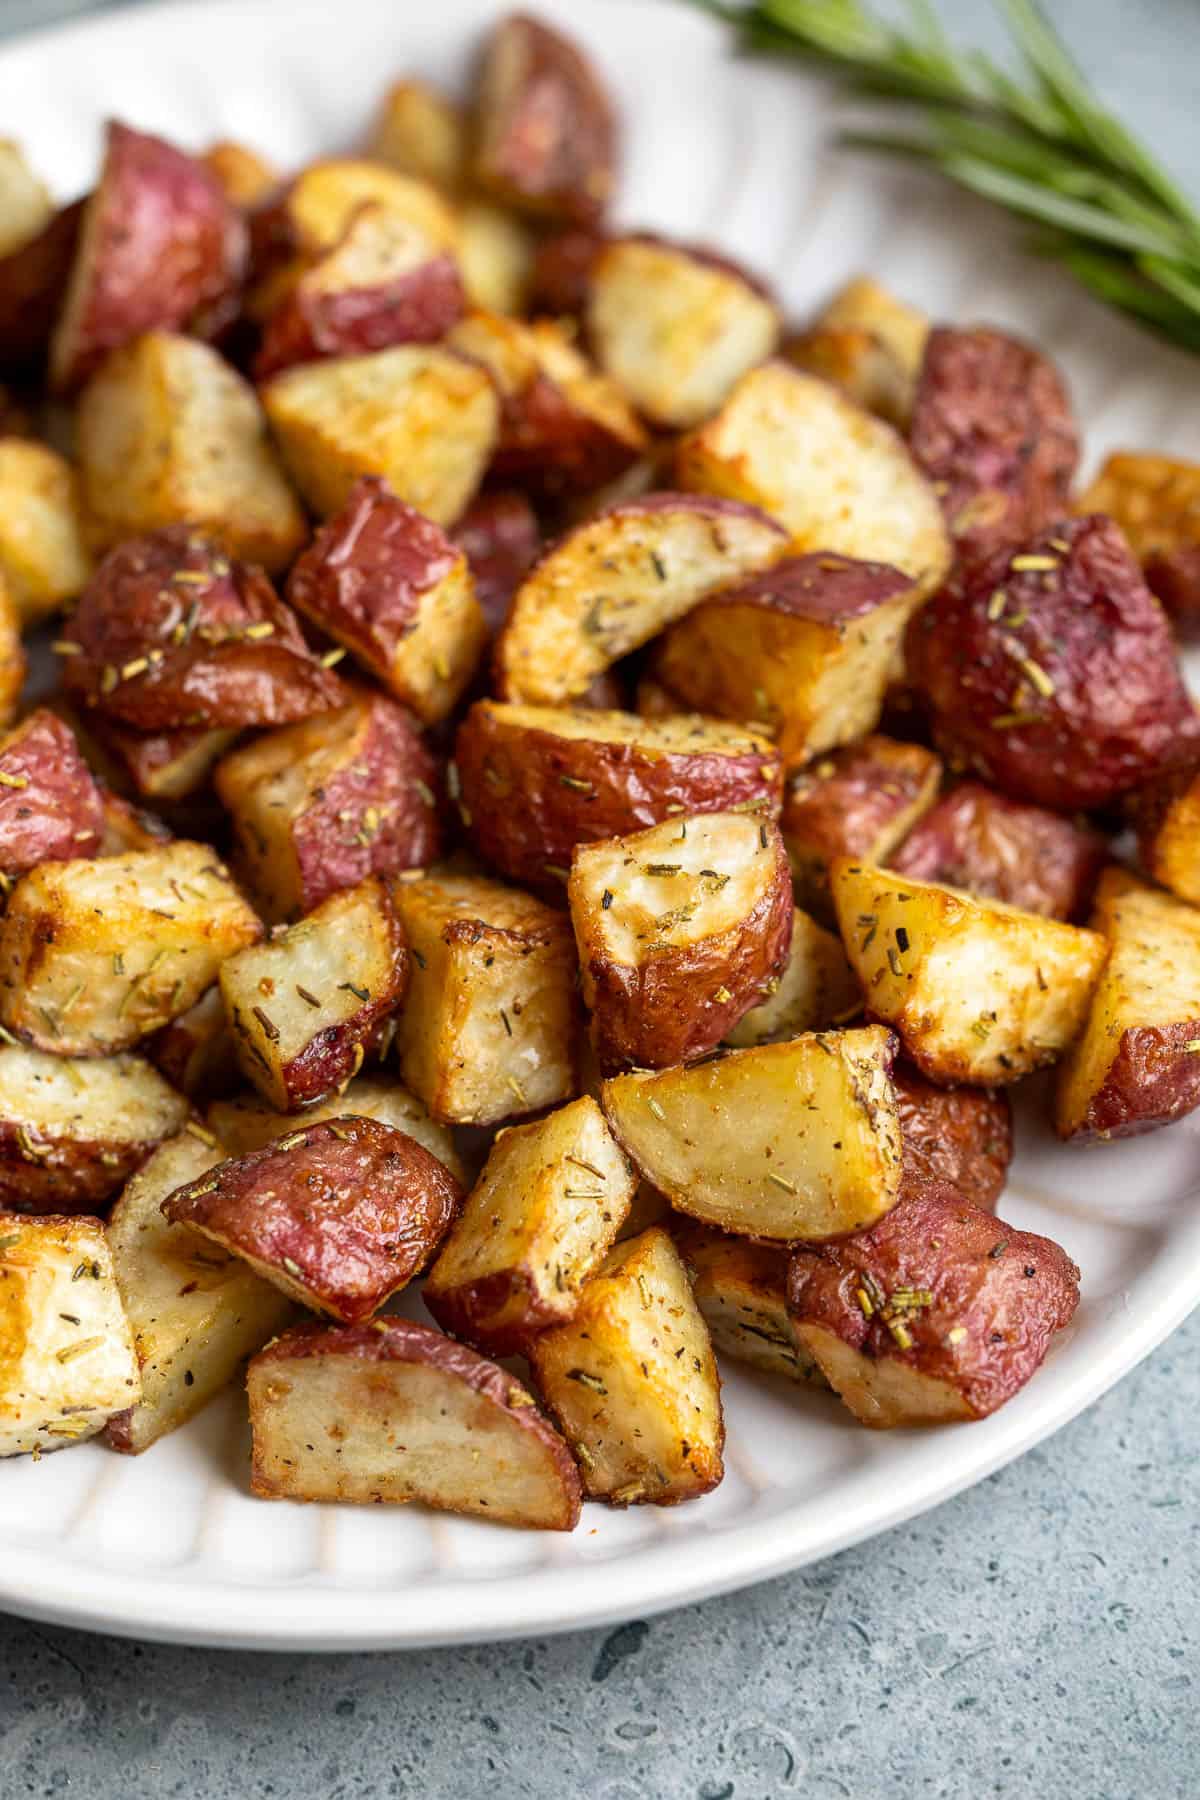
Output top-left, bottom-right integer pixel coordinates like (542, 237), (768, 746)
(0, 709), (106, 884)
(451, 489), (541, 634)
(163, 1114), (462, 1324)
(92, 719), (239, 804)
(906, 514), (1199, 811)
(148, 987), (237, 1102)
(1075, 451), (1200, 638)
(892, 1063), (1012, 1211)
(787, 1180), (1080, 1427)
(528, 227), (606, 317)
(0, 200), (83, 370)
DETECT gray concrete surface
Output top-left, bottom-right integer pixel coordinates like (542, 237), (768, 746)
(0, 0), (1197, 1795)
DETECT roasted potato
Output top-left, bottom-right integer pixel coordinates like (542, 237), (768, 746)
(0, 439), (90, 626)
(831, 859), (1107, 1085)
(788, 1180), (1079, 1426)
(569, 810), (793, 1071)
(905, 514), (1198, 811)
(0, 200), (82, 371)
(208, 1073), (463, 1179)
(215, 691), (441, 923)
(495, 493), (787, 705)
(0, 1212), (140, 1455)
(0, 841), (262, 1056)
(96, 788), (173, 856)
(77, 331), (307, 573)
(104, 1131), (293, 1453)
(528, 226), (605, 317)
(891, 781), (1106, 921)
(424, 1094), (635, 1353)
(0, 708), (107, 883)
(451, 489), (541, 633)
(0, 574), (24, 727)
(725, 907), (860, 1047)
(1056, 868), (1200, 1142)
(587, 235), (780, 430)
(1133, 759), (1200, 905)
(671, 1218), (826, 1386)
(674, 362), (951, 600)
(602, 1027), (902, 1241)
(219, 877), (408, 1110)
(286, 476), (487, 723)
(804, 276), (928, 396)
(1075, 451), (1200, 637)
(367, 78), (467, 189)
(652, 553), (929, 764)
(0, 140), (51, 259)
(892, 1063), (1012, 1210)
(391, 869), (579, 1125)
(454, 701), (782, 891)
(201, 140), (280, 210)
(472, 13), (616, 226)
(164, 1113), (462, 1322)
(248, 1316), (582, 1527)
(783, 275), (928, 430)
(148, 987), (237, 1102)
(529, 1226), (723, 1506)
(95, 719), (240, 804)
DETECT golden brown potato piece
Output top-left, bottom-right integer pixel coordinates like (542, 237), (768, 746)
(1134, 760), (1200, 906)
(672, 1219), (827, 1386)
(457, 200), (535, 316)
(201, 140), (280, 210)
(0, 141), (51, 259)
(77, 332), (307, 573)
(215, 692), (441, 923)
(472, 13), (616, 226)
(0, 1212), (140, 1455)
(788, 1180), (1079, 1427)
(104, 1131), (293, 1454)
(587, 235), (780, 430)
(0, 1042), (190, 1216)
(455, 701), (782, 892)
(0, 440), (90, 627)
(1076, 450), (1200, 636)
(781, 735), (942, 922)
(831, 859), (1107, 1085)
(208, 1073), (463, 1180)
(1056, 868), (1200, 1142)
(149, 987), (237, 1102)
(252, 157), (459, 288)
(0, 841), (262, 1056)
(0, 709), (107, 884)
(0, 574), (24, 728)
(424, 1094), (635, 1353)
(367, 79), (467, 188)
(892, 1063), (1012, 1211)
(725, 907), (860, 1047)
(652, 552), (928, 764)
(806, 276), (928, 397)
(96, 789), (173, 857)
(451, 488), (540, 634)
(220, 877), (408, 1111)
(783, 277), (927, 430)
(674, 362), (951, 600)
(261, 343), (499, 525)
(495, 493), (787, 706)
(94, 720), (240, 804)
(602, 1027), (902, 1241)
(287, 476), (486, 723)
(391, 870), (579, 1125)
(569, 810), (793, 1071)
(248, 1316), (582, 1527)
(530, 1226), (723, 1506)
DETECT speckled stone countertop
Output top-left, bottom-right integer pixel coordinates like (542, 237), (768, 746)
(0, 0), (1197, 1794)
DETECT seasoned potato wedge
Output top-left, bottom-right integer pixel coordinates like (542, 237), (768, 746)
(788, 1180), (1079, 1426)
(287, 476), (486, 723)
(672, 1219), (826, 1385)
(251, 158), (459, 296)
(0, 140), (51, 259)
(602, 1027), (902, 1240)
(149, 987), (237, 1102)
(96, 720), (240, 804)
(202, 139), (279, 210)
(248, 1316), (581, 1527)
(653, 553), (928, 764)
(96, 789), (173, 856)
(587, 235), (780, 430)
(530, 1226), (723, 1505)
(725, 907), (860, 1046)
(0, 708), (106, 882)
(496, 494), (787, 705)
(1076, 450), (1200, 635)
(368, 78), (467, 189)
(783, 276), (927, 429)
(208, 1074), (463, 1179)
(220, 878), (408, 1111)
(77, 332), (307, 573)
(164, 1114), (462, 1322)
(451, 489), (541, 633)
(457, 200), (535, 316)
(215, 692), (441, 923)
(674, 363), (951, 599)
(811, 277), (928, 382)
(831, 859), (1107, 1085)
(104, 1131), (292, 1453)
(892, 1063), (1012, 1210)
(0, 841), (262, 1056)
(569, 810), (793, 1071)
(391, 870), (579, 1125)
(424, 1095), (635, 1353)
(0, 440), (90, 626)
(455, 701), (781, 891)
(0, 1043), (189, 1215)
(1056, 868), (1200, 1141)
(0, 1213), (140, 1454)
(261, 344), (499, 525)
(1134, 758), (1200, 905)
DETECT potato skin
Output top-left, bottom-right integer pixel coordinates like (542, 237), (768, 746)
(0, 710), (106, 879)
(906, 515), (1198, 810)
(1075, 451), (1200, 638)
(164, 1114), (462, 1324)
(890, 781), (1106, 920)
(892, 1063), (1012, 1211)
(529, 227), (605, 316)
(782, 734), (941, 920)
(910, 325), (1079, 559)
(0, 200), (82, 370)
(451, 489), (540, 635)
(255, 239), (464, 380)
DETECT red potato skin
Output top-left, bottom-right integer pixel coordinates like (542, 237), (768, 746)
(455, 703), (783, 891)
(95, 718), (235, 802)
(781, 734), (941, 909)
(486, 365), (643, 498)
(905, 515), (1200, 811)
(451, 490), (541, 635)
(787, 1179), (1080, 1420)
(0, 1128), (161, 1216)
(52, 123), (247, 391)
(424, 1266), (566, 1359)
(892, 1064), (1012, 1211)
(1068, 1022), (1200, 1144)
(163, 1115), (463, 1324)
(528, 228), (606, 316)
(701, 549), (911, 625)
(0, 200), (83, 369)
(1146, 546), (1200, 638)
(253, 252), (465, 380)
(909, 325), (1079, 561)
(64, 526), (345, 732)
(0, 710), (106, 878)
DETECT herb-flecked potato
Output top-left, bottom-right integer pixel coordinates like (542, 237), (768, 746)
(671, 1218), (827, 1386)
(1132, 757), (1200, 906)
(787, 1179), (1079, 1427)
(451, 489), (540, 633)
(163, 1113), (462, 1323)
(454, 701), (782, 891)
(207, 1073), (463, 1179)
(569, 810), (793, 1071)
(892, 1063), (1012, 1210)
(0, 439), (90, 626)
(248, 1316), (582, 1527)
(0, 709), (107, 884)
(724, 906), (860, 1047)
(148, 986), (237, 1102)
(831, 859), (1107, 1085)
(1076, 450), (1200, 635)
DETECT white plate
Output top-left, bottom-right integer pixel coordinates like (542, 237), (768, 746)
(0, 0), (1198, 1652)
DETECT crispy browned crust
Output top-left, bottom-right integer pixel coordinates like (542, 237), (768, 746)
(892, 1063), (1012, 1211)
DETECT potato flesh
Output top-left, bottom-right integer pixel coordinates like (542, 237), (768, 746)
(675, 1224), (826, 1385)
(1141, 770), (1200, 905)
(725, 908), (859, 1046)
(602, 1027), (902, 1240)
(368, 80), (467, 189)
(482, 703), (771, 757)
(0, 1042), (188, 1147)
(832, 860), (1107, 1085)
(795, 1322), (971, 1427)
(286, 160), (461, 259)
(0, 441), (91, 627)
(0, 140), (52, 258)
(208, 1075), (463, 1179)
